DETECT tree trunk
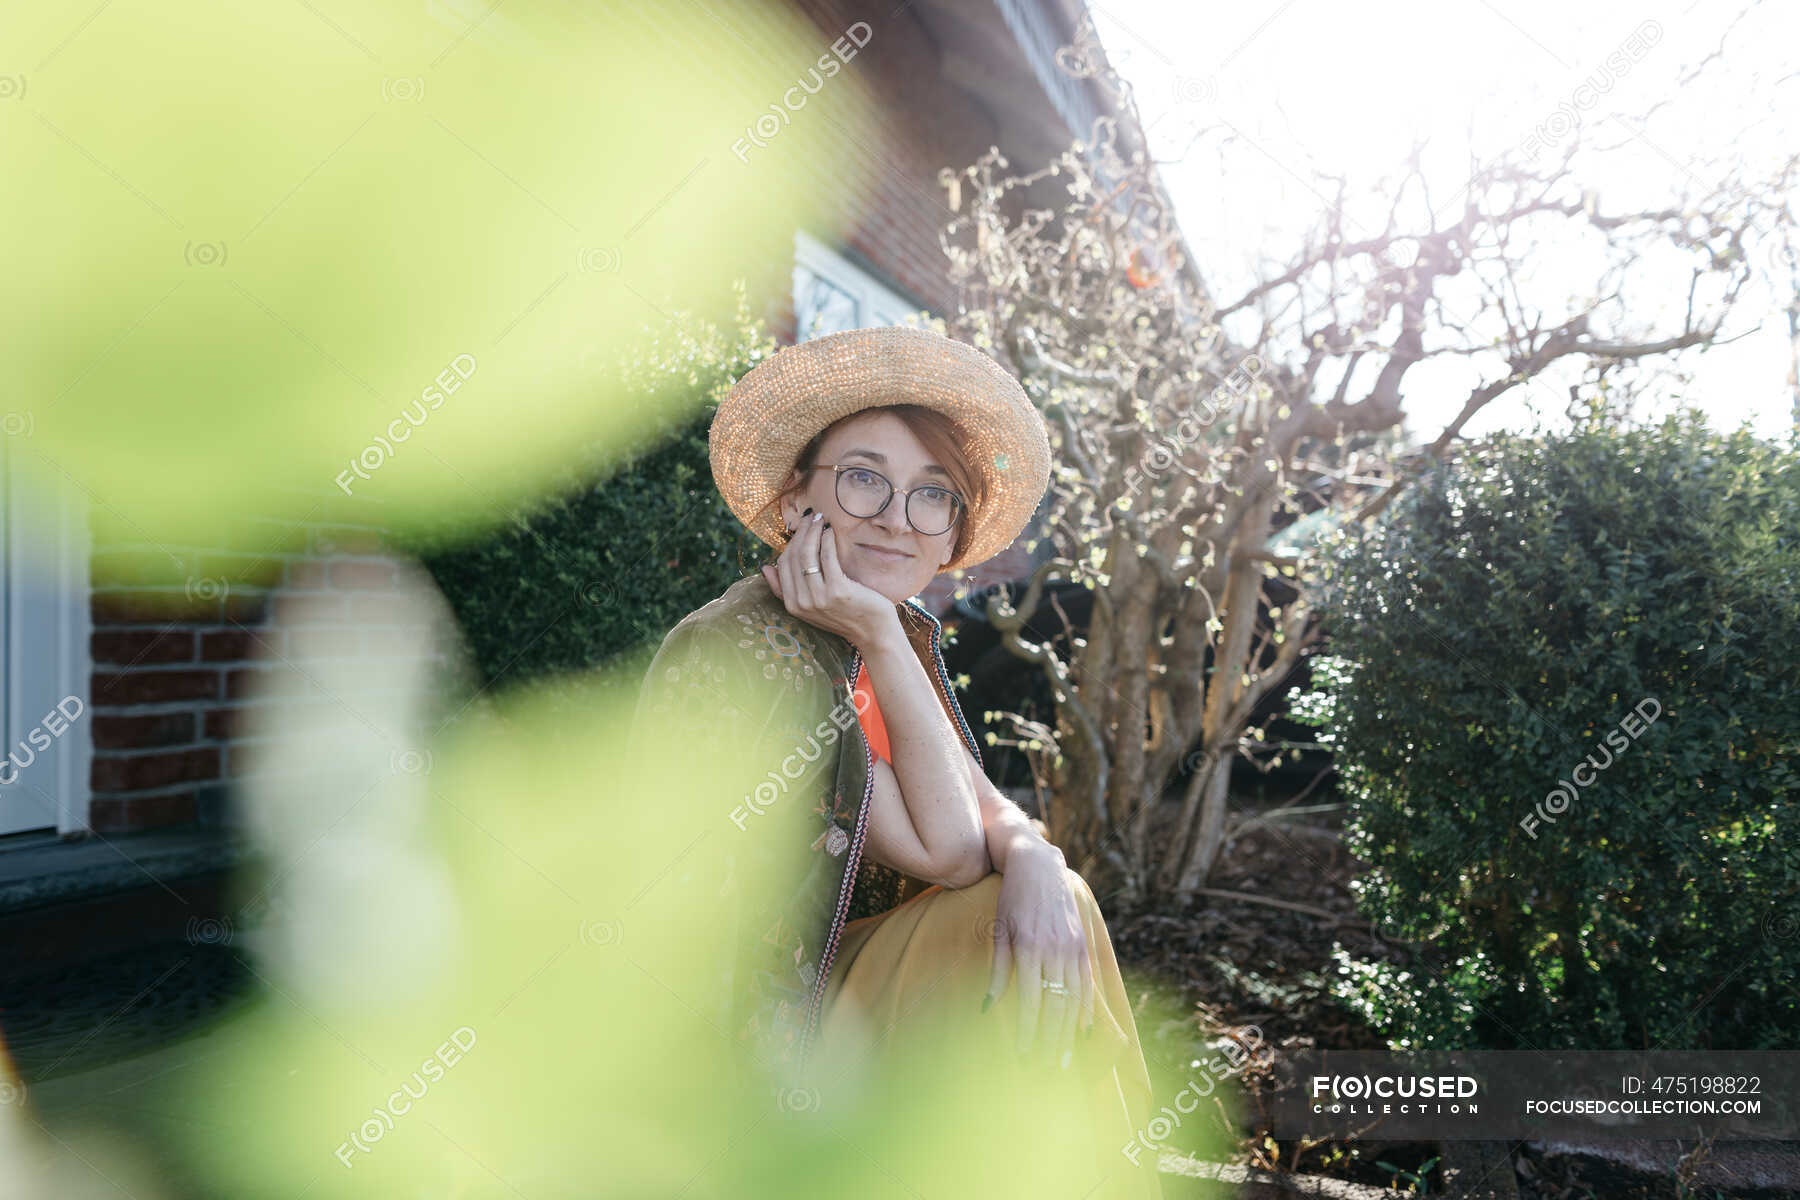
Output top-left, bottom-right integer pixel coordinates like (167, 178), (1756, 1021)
(1174, 756), (1232, 903)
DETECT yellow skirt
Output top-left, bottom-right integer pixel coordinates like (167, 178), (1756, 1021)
(812, 869), (1167, 1199)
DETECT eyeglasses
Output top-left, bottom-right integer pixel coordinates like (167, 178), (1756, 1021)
(801, 464), (965, 536)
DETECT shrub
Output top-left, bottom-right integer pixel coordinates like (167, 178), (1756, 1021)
(1296, 404), (1800, 1050)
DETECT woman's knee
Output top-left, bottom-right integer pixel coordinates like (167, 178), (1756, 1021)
(1061, 867), (1108, 922)
(961, 870), (1005, 916)
(961, 865), (1096, 905)
(949, 871), (1006, 947)
(965, 865), (1104, 923)
(1055, 863), (1094, 901)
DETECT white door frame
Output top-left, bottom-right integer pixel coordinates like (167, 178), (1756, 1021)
(1, 441), (92, 839)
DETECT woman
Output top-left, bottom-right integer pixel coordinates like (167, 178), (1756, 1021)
(631, 326), (1164, 1198)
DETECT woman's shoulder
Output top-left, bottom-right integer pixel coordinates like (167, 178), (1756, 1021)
(655, 571), (793, 651)
(631, 571), (854, 758)
(645, 572), (851, 687)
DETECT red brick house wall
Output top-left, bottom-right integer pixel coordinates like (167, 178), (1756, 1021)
(85, 511), (414, 834)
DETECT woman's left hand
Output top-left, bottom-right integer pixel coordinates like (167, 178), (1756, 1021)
(984, 846), (1096, 1069)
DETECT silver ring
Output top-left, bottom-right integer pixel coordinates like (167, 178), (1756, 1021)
(802, 566), (821, 576)
(1041, 980), (1071, 996)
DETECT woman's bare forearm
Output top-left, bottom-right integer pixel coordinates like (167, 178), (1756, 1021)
(859, 618), (987, 883)
(977, 786), (1062, 876)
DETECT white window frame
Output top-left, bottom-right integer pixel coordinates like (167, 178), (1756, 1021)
(1, 449), (92, 839)
(792, 228), (923, 339)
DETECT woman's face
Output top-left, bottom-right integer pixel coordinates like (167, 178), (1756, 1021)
(779, 410), (964, 604)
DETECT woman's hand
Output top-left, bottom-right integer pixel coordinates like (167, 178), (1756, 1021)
(761, 511), (901, 652)
(984, 845), (1096, 1070)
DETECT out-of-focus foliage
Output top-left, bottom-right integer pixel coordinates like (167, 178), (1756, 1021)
(3, 563), (1207, 1197)
(392, 283), (782, 698)
(0, 0), (849, 569)
(1298, 402), (1800, 1050)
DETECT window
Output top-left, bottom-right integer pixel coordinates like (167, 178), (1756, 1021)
(792, 229), (923, 340)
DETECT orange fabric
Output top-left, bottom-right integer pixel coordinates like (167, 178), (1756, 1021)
(853, 662), (890, 764)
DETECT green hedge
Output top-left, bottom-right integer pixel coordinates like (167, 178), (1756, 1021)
(391, 289), (779, 699)
(1296, 405), (1800, 1050)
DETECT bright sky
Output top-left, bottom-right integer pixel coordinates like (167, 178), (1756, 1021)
(1086, 0), (1799, 444)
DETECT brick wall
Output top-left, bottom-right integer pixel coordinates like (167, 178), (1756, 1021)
(85, 512), (418, 835)
(734, 0), (1056, 344)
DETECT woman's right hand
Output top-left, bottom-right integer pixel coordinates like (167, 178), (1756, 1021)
(761, 510), (902, 653)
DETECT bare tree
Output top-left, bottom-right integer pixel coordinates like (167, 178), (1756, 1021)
(935, 11), (1797, 909)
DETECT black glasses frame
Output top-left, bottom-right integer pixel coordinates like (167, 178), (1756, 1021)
(800, 463), (965, 536)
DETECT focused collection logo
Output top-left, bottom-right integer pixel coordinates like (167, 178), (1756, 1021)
(1311, 1073), (1481, 1115)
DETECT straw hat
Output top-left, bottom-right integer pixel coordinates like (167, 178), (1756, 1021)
(709, 325), (1051, 573)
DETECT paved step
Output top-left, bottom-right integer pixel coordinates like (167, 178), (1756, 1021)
(1518, 1135), (1800, 1198)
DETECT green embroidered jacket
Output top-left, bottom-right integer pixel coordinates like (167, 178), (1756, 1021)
(627, 571), (985, 1087)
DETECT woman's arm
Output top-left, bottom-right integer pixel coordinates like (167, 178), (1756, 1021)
(957, 740), (1097, 1057)
(860, 753), (984, 888)
(859, 672), (1065, 888)
(960, 741), (1063, 876)
(856, 619), (989, 889)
